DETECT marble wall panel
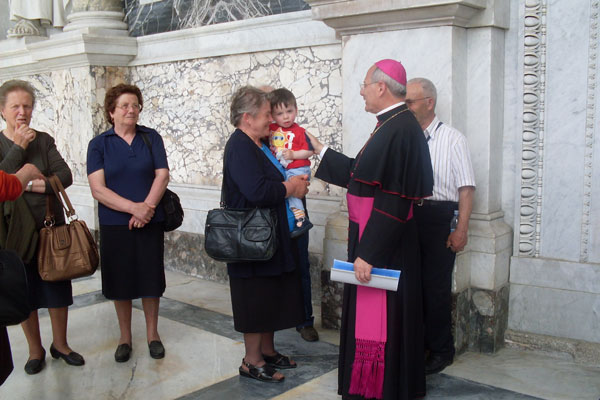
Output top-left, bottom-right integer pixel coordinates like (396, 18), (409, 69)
(0, 0), (10, 41)
(128, 45), (343, 198)
(466, 26), (505, 215)
(0, 67), (112, 184)
(502, 0), (523, 234)
(341, 26), (455, 157)
(510, 256), (600, 294)
(539, 0), (591, 261)
(509, 283), (600, 343)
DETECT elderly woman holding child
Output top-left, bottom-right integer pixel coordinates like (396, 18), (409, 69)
(223, 86), (310, 383)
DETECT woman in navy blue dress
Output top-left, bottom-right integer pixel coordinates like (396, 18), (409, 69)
(225, 86), (309, 383)
(87, 84), (170, 363)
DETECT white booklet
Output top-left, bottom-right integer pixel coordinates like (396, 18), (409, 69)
(330, 259), (401, 291)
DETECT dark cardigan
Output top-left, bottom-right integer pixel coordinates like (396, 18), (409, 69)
(223, 129), (297, 278)
(0, 130), (73, 230)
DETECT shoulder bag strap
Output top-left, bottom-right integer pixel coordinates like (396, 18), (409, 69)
(221, 141), (229, 208)
(140, 131), (157, 170)
(44, 194), (55, 226)
(47, 175), (76, 219)
(221, 137), (268, 209)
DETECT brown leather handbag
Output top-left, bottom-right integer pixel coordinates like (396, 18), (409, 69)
(37, 175), (99, 281)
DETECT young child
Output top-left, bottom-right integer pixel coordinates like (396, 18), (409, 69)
(269, 88), (314, 238)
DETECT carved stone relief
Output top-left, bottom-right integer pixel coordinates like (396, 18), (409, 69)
(581, 0), (598, 262)
(519, 0), (547, 256)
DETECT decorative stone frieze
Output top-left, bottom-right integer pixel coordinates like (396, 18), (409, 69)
(518, 0), (546, 257)
(580, 0), (599, 263)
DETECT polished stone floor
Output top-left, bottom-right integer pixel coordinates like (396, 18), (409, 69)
(1, 270), (599, 400)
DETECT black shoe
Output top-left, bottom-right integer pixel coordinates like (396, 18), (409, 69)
(290, 219), (313, 239)
(114, 343), (132, 363)
(50, 343), (85, 366)
(425, 354), (452, 375)
(24, 349), (46, 375)
(148, 340), (165, 359)
(296, 326), (319, 342)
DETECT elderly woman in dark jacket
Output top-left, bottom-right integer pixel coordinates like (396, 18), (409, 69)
(224, 86), (309, 383)
(0, 79), (82, 375)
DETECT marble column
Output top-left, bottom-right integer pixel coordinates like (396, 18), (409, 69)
(63, 0), (128, 33)
(307, 0), (512, 352)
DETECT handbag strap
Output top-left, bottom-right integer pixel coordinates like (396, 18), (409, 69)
(140, 131), (155, 167)
(221, 137), (266, 209)
(220, 141), (229, 208)
(47, 175), (77, 219)
(44, 192), (55, 226)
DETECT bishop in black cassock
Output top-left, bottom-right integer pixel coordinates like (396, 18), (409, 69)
(311, 60), (433, 400)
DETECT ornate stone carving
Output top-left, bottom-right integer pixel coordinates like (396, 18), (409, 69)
(519, 0), (546, 257)
(581, 1), (599, 262)
(7, 19), (42, 38)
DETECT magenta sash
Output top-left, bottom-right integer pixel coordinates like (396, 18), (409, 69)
(347, 193), (386, 399)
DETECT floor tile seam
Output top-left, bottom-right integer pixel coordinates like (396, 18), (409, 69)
(437, 372), (546, 399)
(138, 297), (341, 354)
(61, 291), (340, 358)
(174, 359), (340, 400)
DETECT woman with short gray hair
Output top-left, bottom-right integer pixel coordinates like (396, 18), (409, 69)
(224, 85), (309, 383)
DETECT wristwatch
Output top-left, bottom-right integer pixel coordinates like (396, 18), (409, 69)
(26, 182), (33, 192)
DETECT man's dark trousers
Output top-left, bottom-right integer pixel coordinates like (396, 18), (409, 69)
(414, 201), (457, 359)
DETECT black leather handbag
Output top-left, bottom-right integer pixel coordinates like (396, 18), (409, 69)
(140, 133), (184, 232)
(205, 207), (278, 262)
(204, 146), (278, 263)
(0, 249), (30, 326)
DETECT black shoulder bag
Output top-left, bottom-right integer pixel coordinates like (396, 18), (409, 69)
(204, 144), (278, 262)
(140, 133), (184, 232)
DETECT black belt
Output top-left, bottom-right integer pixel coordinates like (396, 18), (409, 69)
(415, 199), (458, 208)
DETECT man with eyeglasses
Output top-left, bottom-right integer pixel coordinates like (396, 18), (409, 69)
(307, 59), (433, 399)
(406, 77), (476, 375)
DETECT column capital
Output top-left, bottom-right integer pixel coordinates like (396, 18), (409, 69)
(305, 0), (508, 36)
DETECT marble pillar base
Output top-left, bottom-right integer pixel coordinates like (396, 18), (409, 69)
(468, 285), (509, 353)
(452, 288), (471, 355)
(505, 329), (600, 366)
(320, 269), (344, 329)
(319, 209), (348, 330)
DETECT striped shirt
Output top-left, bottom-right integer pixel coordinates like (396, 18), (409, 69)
(424, 116), (475, 202)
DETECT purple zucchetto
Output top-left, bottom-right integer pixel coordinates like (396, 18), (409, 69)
(375, 59), (407, 86)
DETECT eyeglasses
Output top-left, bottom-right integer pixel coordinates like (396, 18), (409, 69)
(405, 97), (431, 106)
(359, 81), (379, 90)
(115, 103), (142, 111)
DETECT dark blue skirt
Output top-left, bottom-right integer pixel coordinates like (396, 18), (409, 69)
(100, 223), (165, 300)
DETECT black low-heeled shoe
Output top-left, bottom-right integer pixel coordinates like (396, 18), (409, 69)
(24, 349), (46, 375)
(50, 343), (85, 366)
(115, 343), (132, 363)
(148, 340), (165, 359)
